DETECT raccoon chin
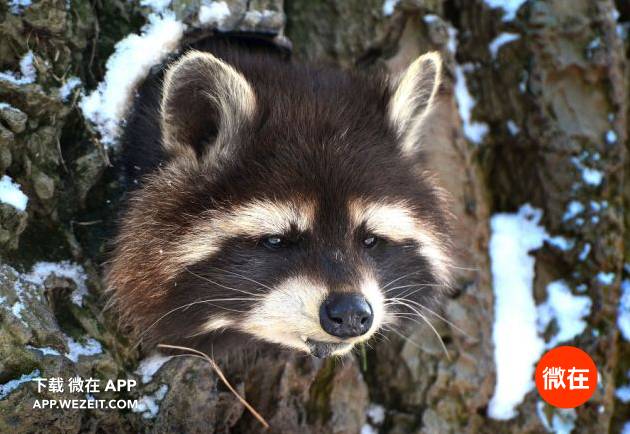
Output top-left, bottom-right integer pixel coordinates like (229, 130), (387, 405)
(306, 339), (354, 358)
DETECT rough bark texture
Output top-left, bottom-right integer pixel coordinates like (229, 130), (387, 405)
(0, 0), (628, 433)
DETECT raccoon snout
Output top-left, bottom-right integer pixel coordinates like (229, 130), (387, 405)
(319, 293), (374, 338)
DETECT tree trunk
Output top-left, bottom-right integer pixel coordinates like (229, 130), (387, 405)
(0, 0), (627, 433)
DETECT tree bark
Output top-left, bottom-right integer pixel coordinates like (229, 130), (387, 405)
(0, 0), (627, 433)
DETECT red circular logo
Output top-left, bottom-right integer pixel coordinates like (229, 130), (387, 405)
(535, 346), (597, 408)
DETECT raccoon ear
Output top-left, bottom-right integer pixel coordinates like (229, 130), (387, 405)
(387, 52), (444, 158)
(160, 50), (256, 161)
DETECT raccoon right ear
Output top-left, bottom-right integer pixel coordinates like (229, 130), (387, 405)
(160, 50), (256, 161)
(387, 52), (444, 159)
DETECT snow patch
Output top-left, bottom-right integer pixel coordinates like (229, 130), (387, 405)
(23, 261), (88, 306)
(199, 1), (230, 28)
(580, 167), (603, 186)
(551, 409), (577, 434)
(382, 0), (399, 16)
(578, 243), (591, 261)
(507, 119), (520, 135)
(454, 64), (489, 144)
(572, 156), (603, 186)
(243, 9), (277, 27)
(447, 25), (458, 54)
(366, 403), (385, 424)
(11, 301), (24, 319)
(136, 353), (173, 383)
(536, 401), (553, 432)
(80, 13), (185, 147)
(596, 271), (615, 285)
(518, 72), (528, 92)
(65, 337), (102, 362)
(487, 204), (546, 419)
(59, 76), (81, 101)
(589, 200), (607, 212)
(563, 201), (584, 221)
(537, 280), (591, 348)
(484, 0), (528, 21)
(0, 51), (36, 85)
(423, 14), (439, 24)
(587, 37), (601, 51)
(0, 369), (40, 399)
(0, 175), (28, 211)
(489, 33), (520, 58)
(26, 345), (62, 356)
(611, 6), (620, 22)
(618, 279), (630, 341)
(134, 384), (169, 419)
(605, 130), (617, 144)
(7, 0), (32, 15)
(537, 402), (578, 433)
(547, 236), (573, 251)
(361, 425), (378, 434)
(140, 0), (171, 13)
(616, 371), (630, 403)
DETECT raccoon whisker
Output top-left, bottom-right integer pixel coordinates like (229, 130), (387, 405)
(372, 331), (390, 343)
(185, 298), (252, 313)
(336, 355), (346, 369)
(206, 265), (275, 292)
(388, 311), (464, 341)
(386, 297), (471, 338)
(190, 297), (260, 306)
(158, 344), (270, 429)
(384, 282), (442, 295)
(386, 312), (455, 350)
(383, 300), (450, 360)
(184, 267), (265, 297)
(407, 281), (456, 297)
(384, 321), (451, 361)
(387, 313), (431, 327)
(394, 283), (452, 299)
(383, 283), (426, 293)
(443, 264), (479, 272)
(381, 271), (425, 290)
(133, 297), (256, 349)
(372, 330), (391, 344)
(381, 325), (425, 350)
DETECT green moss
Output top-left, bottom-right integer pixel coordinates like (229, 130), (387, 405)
(306, 358), (336, 424)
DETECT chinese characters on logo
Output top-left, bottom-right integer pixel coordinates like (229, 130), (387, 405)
(535, 346), (597, 408)
(542, 366), (590, 391)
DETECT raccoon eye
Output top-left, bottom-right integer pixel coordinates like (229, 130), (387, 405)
(262, 236), (286, 249)
(362, 235), (378, 248)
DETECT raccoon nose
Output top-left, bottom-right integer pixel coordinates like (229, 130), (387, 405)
(320, 293), (373, 338)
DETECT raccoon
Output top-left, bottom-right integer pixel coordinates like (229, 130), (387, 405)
(106, 38), (454, 359)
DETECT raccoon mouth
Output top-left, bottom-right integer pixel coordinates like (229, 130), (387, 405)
(306, 339), (353, 358)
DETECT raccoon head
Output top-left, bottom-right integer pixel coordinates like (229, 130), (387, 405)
(107, 49), (453, 358)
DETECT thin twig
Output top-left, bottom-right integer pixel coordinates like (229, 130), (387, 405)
(157, 344), (270, 429)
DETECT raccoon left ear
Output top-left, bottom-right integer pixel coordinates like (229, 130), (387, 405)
(387, 52), (444, 158)
(160, 50), (257, 162)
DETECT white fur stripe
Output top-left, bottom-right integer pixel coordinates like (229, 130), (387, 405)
(173, 199), (316, 266)
(349, 199), (452, 285)
(199, 316), (233, 334)
(238, 273), (384, 354)
(239, 276), (327, 352)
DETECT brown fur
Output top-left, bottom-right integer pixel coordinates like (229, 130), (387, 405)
(107, 38), (453, 357)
